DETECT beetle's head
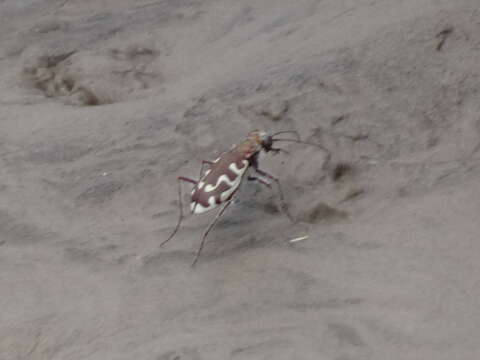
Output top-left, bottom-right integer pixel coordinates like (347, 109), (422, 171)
(259, 132), (274, 152)
(245, 130), (273, 152)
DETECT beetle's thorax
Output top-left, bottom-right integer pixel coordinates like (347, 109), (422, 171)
(234, 130), (266, 158)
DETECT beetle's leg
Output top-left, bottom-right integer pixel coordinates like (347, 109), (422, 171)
(199, 160), (215, 179)
(161, 176), (197, 247)
(192, 198), (233, 267)
(270, 147), (290, 155)
(253, 168), (294, 222)
(187, 160), (215, 214)
(247, 175), (272, 188)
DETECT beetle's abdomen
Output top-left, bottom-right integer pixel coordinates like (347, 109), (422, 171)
(190, 152), (249, 214)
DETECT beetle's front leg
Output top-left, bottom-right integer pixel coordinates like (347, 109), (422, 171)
(248, 175), (271, 188)
(252, 167), (294, 222)
(270, 147), (289, 155)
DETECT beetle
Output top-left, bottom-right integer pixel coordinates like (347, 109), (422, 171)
(161, 130), (330, 266)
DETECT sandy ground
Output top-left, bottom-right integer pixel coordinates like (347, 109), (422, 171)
(1, 0), (480, 359)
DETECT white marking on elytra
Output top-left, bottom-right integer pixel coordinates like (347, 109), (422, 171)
(220, 182), (237, 202)
(229, 161), (248, 175)
(204, 174), (236, 192)
(191, 196), (216, 214)
(191, 181), (206, 195)
(191, 160), (249, 214)
(219, 160), (248, 201)
(204, 160), (248, 193)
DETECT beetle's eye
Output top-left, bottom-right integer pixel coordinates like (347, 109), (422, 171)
(261, 136), (273, 151)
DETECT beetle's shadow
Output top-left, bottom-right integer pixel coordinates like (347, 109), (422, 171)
(201, 228), (278, 264)
(197, 195), (289, 262)
(213, 190), (281, 231)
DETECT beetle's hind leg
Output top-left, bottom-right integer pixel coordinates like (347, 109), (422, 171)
(192, 198), (233, 267)
(162, 159), (215, 249)
(161, 176), (197, 247)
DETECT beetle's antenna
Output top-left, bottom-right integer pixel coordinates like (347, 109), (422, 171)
(272, 138), (331, 163)
(271, 130), (300, 140)
(273, 138), (324, 148)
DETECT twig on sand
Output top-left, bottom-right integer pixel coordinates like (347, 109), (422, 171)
(289, 235), (309, 243)
(436, 26), (454, 51)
